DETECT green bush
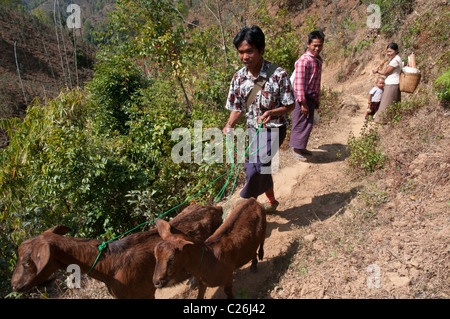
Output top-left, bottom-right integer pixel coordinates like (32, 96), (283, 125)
(260, 7), (300, 72)
(347, 123), (387, 174)
(0, 91), (141, 236)
(88, 55), (149, 135)
(434, 70), (450, 106)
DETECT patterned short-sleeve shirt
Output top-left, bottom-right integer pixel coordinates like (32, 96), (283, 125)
(225, 59), (295, 129)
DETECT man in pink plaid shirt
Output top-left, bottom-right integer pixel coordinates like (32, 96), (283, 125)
(290, 30), (325, 161)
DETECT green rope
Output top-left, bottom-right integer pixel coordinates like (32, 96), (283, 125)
(214, 121), (263, 202)
(214, 121), (263, 216)
(86, 121), (264, 275)
(86, 168), (232, 275)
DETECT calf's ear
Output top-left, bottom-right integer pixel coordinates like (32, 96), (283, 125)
(31, 242), (51, 275)
(176, 239), (194, 251)
(155, 219), (172, 240)
(47, 225), (71, 235)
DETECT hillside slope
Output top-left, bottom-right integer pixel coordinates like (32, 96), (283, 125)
(0, 5), (95, 119)
(0, 5), (96, 149)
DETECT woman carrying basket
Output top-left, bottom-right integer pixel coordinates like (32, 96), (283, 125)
(372, 42), (402, 123)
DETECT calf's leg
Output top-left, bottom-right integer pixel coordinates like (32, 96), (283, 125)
(196, 282), (207, 299)
(224, 282), (234, 299)
(250, 256), (258, 273)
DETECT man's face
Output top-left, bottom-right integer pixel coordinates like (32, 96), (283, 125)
(237, 40), (264, 71)
(307, 38), (324, 57)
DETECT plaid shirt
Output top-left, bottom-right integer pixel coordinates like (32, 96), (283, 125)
(226, 59), (295, 129)
(293, 51), (323, 103)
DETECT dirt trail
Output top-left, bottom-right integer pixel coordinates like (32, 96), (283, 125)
(156, 77), (371, 299)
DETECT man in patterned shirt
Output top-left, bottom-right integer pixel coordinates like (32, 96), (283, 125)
(223, 26), (295, 213)
(290, 30), (325, 161)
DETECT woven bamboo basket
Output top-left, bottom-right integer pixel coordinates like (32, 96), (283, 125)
(400, 71), (421, 93)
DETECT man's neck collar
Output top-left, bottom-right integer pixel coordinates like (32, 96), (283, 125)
(246, 58), (266, 79)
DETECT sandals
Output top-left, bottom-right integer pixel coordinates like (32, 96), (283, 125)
(291, 150), (307, 162)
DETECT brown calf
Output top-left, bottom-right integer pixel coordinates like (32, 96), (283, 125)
(153, 198), (266, 298)
(11, 204), (223, 298)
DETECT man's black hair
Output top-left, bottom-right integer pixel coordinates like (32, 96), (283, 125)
(307, 30), (325, 44)
(233, 26), (265, 52)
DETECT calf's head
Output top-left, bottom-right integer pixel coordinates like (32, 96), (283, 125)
(11, 225), (71, 292)
(153, 219), (193, 288)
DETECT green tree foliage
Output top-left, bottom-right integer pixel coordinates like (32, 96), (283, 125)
(88, 55), (149, 134)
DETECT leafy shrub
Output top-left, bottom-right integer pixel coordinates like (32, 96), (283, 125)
(88, 54), (149, 134)
(434, 70), (450, 106)
(261, 7), (301, 72)
(347, 123), (387, 174)
(0, 91), (143, 236)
